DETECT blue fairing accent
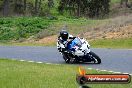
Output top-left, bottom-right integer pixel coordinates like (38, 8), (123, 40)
(67, 38), (81, 51)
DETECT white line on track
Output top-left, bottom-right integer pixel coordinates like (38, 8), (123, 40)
(95, 69), (99, 70)
(100, 70), (107, 72)
(113, 72), (121, 74)
(87, 68), (93, 70)
(28, 61), (34, 63)
(36, 62), (43, 64)
(108, 71), (114, 73)
(20, 60), (25, 62)
(123, 73), (129, 74)
(17, 59), (132, 75)
(45, 63), (52, 64)
(87, 68), (132, 75)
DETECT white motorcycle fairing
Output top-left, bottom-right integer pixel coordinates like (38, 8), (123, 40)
(57, 37), (101, 64)
(74, 38), (90, 56)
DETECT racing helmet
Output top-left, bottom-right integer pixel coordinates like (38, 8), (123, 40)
(60, 30), (69, 41)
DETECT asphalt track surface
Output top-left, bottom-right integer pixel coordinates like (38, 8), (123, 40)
(0, 46), (132, 74)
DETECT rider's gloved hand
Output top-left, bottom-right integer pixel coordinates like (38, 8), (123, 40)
(63, 41), (68, 48)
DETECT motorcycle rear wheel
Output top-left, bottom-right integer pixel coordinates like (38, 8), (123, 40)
(89, 51), (101, 64)
(63, 53), (78, 64)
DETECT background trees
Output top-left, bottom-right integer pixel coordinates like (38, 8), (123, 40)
(3, 0), (9, 16)
(120, 0), (132, 8)
(58, 0), (110, 18)
(0, 0), (131, 18)
(1, 0), (42, 16)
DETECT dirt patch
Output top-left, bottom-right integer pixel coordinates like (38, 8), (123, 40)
(81, 14), (132, 41)
(83, 24), (132, 41)
(35, 35), (57, 45)
(35, 24), (132, 44)
(28, 15), (132, 44)
(105, 25), (132, 39)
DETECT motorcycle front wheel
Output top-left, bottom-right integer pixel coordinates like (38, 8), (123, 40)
(89, 51), (101, 64)
(63, 53), (78, 64)
(63, 54), (70, 63)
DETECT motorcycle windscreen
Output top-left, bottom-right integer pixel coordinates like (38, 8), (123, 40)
(67, 38), (82, 51)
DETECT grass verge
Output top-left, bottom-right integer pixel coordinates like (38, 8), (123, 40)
(0, 59), (131, 88)
(111, 0), (120, 4)
(0, 41), (56, 46)
(90, 38), (132, 49)
(1, 38), (132, 49)
(0, 17), (102, 41)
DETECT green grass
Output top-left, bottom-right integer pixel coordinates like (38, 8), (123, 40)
(56, 17), (102, 34)
(0, 41), (56, 46)
(111, 0), (120, 4)
(0, 16), (131, 49)
(0, 17), (52, 40)
(0, 59), (131, 88)
(0, 38), (132, 49)
(90, 38), (132, 49)
(0, 16), (103, 41)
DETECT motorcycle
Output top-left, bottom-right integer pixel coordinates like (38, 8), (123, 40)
(57, 37), (101, 64)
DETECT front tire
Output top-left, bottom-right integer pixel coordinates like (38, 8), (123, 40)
(63, 53), (77, 64)
(89, 51), (101, 64)
(63, 55), (70, 63)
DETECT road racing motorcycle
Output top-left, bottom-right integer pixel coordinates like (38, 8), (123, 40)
(57, 37), (101, 64)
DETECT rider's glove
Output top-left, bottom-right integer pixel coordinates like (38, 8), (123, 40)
(63, 41), (68, 48)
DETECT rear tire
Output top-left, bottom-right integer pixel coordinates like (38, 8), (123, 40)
(89, 51), (101, 64)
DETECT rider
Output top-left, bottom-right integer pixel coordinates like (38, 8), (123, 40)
(58, 30), (76, 52)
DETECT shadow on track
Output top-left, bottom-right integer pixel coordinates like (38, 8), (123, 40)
(59, 61), (102, 65)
